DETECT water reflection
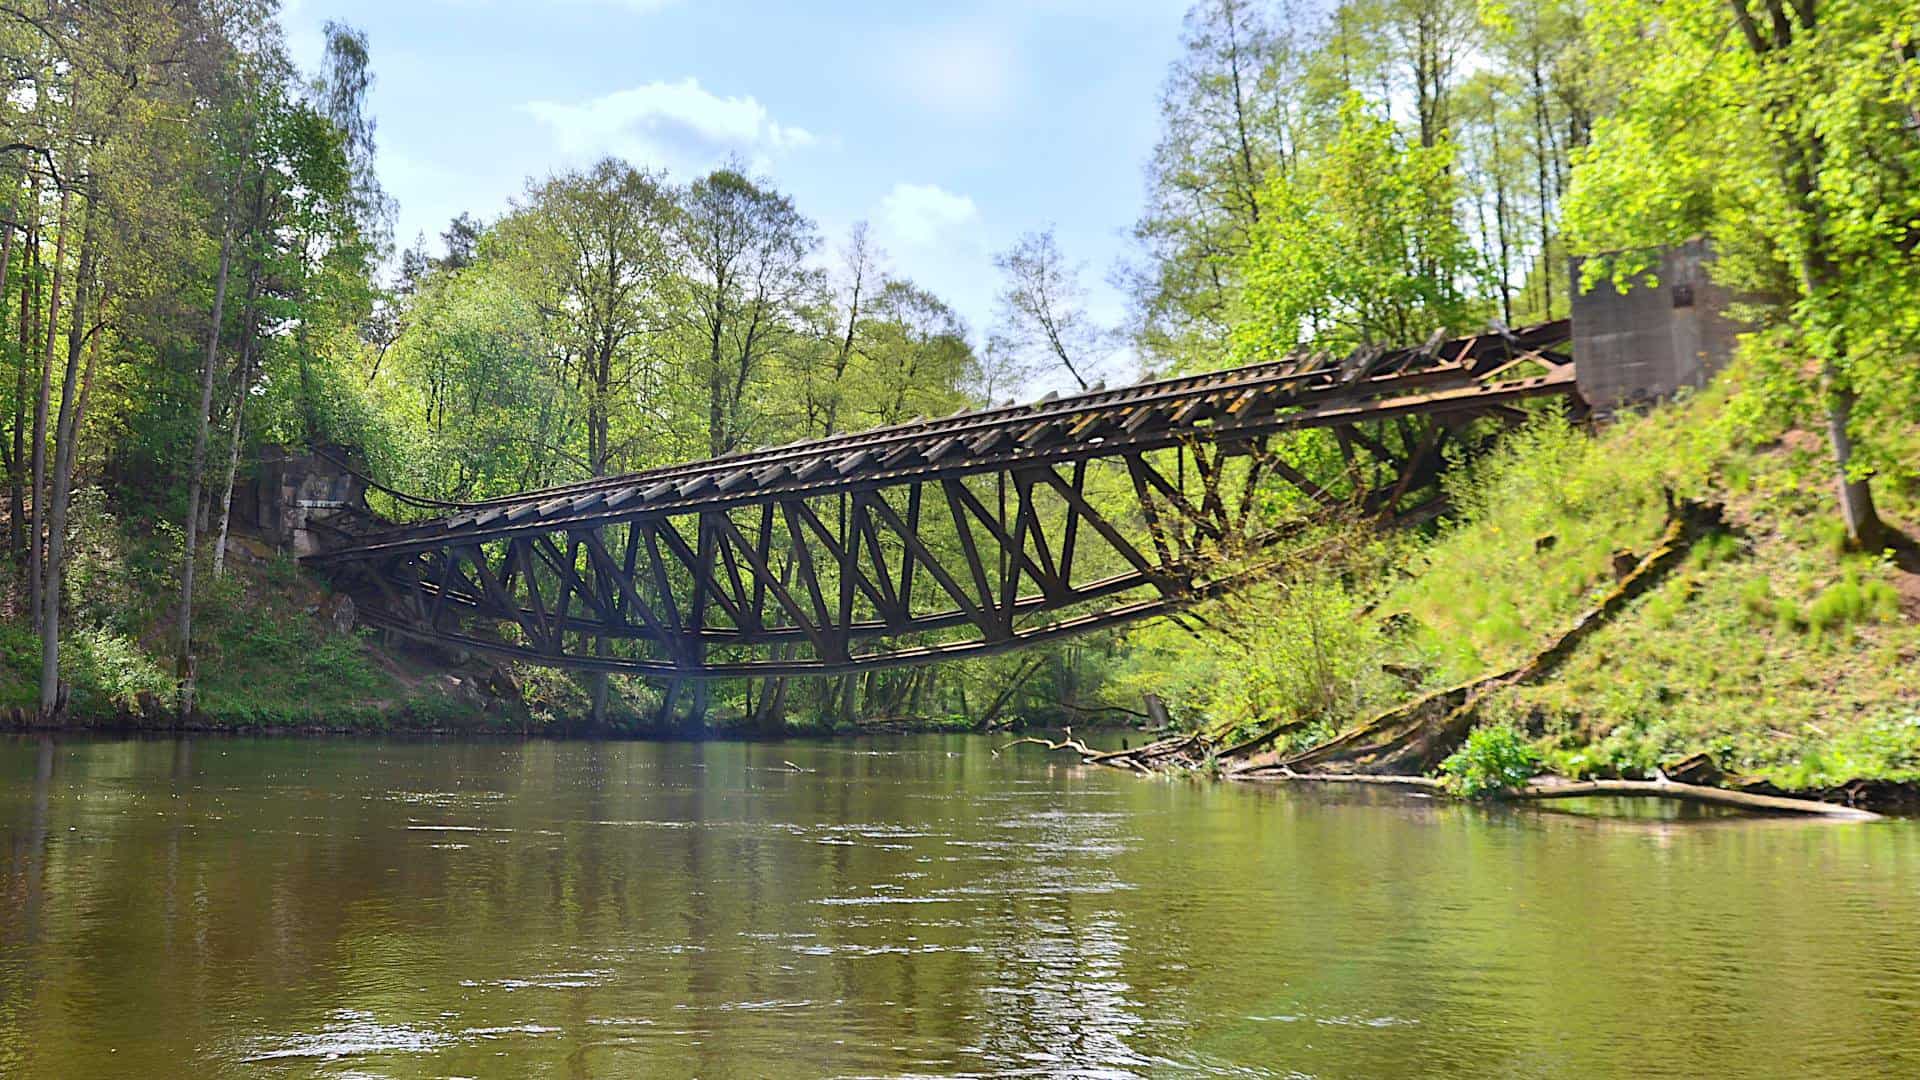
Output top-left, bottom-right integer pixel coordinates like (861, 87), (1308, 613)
(0, 735), (1917, 1077)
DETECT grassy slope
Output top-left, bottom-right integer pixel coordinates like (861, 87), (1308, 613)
(1374, 377), (1920, 788)
(0, 513), (530, 731)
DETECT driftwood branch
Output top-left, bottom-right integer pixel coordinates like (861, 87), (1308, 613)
(1234, 770), (1447, 790)
(996, 734), (1096, 756)
(1509, 777), (1879, 819)
(995, 730), (1167, 773)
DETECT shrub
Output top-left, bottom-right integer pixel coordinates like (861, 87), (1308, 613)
(71, 628), (173, 711)
(1439, 723), (1544, 797)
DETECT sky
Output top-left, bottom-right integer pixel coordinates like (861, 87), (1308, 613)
(281, 0), (1193, 392)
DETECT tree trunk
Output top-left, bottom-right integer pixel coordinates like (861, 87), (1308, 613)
(589, 671), (609, 730)
(10, 197), (32, 568)
(0, 179), (18, 565)
(211, 249), (263, 580)
(1489, 109), (1514, 325)
(28, 183), (70, 631)
(1531, 58), (1554, 319)
(40, 180), (96, 720)
(707, 293), (728, 458)
(977, 657), (1042, 729)
(178, 215), (234, 717)
(1823, 370), (1885, 550)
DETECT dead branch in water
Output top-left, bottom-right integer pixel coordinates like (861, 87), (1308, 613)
(995, 734), (1097, 757)
(1510, 776), (1880, 819)
(995, 730), (1173, 773)
(1234, 770), (1447, 791)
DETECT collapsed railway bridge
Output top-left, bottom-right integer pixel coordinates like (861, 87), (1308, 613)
(305, 320), (1587, 684)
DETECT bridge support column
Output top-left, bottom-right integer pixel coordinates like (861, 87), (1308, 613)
(588, 672), (609, 731)
(248, 444), (372, 558)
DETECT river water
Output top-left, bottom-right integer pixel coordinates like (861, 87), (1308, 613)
(2, 734), (1918, 1078)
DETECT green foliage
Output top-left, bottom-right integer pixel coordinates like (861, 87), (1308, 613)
(1740, 565), (1900, 640)
(1770, 715), (1920, 790)
(1440, 724), (1543, 797)
(1383, 404), (1691, 680)
(69, 629), (174, 712)
(1232, 95), (1487, 360)
(1566, 0), (1920, 509)
(1109, 556), (1398, 746)
(1131, 0), (1588, 365)
(1804, 572), (1901, 640)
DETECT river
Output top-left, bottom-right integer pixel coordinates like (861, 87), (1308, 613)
(2, 734), (1917, 1077)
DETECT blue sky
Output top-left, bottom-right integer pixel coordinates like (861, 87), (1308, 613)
(282, 0), (1190, 381)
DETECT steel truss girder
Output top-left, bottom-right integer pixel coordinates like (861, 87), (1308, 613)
(317, 321), (1580, 678)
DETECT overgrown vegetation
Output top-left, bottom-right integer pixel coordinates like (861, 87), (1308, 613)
(1110, 376), (1920, 791)
(2, 0), (1916, 792)
(0, 494), (507, 731)
(1440, 724), (1543, 797)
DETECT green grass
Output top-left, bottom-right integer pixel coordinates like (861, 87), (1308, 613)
(1115, 365), (1920, 792)
(1388, 382), (1920, 790)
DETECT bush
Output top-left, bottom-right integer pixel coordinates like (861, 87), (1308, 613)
(1439, 723), (1543, 797)
(1110, 563), (1397, 747)
(71, 628), (173, 711)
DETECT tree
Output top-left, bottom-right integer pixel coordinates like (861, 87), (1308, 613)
(1383, 0), (1479, 149)
(1565, 0), (1919, 548)
(676, 167), (818, 458)
(177, 18), (378, 715)
(1479, 0), (1591, 320)
(2, 0), (254, 720)
(1128, 0), (1299, 364)
(817, 221), (878, 436)
(993, 229), (1110, 391)
(1232, 94), (1485, 358)
(502, 159), (675, 478)
(851, 279), (976, 428)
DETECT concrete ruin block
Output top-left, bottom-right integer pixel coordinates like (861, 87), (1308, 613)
(250, 444), (373, 557)
(1570, 240), (1745, 413)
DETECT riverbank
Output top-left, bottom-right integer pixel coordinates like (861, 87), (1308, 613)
(3, 363), (1916, 802)
(1096, 365), (1920, 806)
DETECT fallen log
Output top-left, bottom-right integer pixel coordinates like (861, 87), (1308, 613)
(1509, 776), (1880, 819)
(1233, 769), (1447, 791)
(999, 736), (1882, 818)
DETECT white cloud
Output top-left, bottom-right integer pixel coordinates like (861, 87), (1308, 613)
(874, 183), (981, 251)
(521, 78), (816, 174)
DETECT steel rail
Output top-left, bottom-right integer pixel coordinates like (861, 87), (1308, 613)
(315, 363), (1576, 562)
(329, 321), (1570, 531)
